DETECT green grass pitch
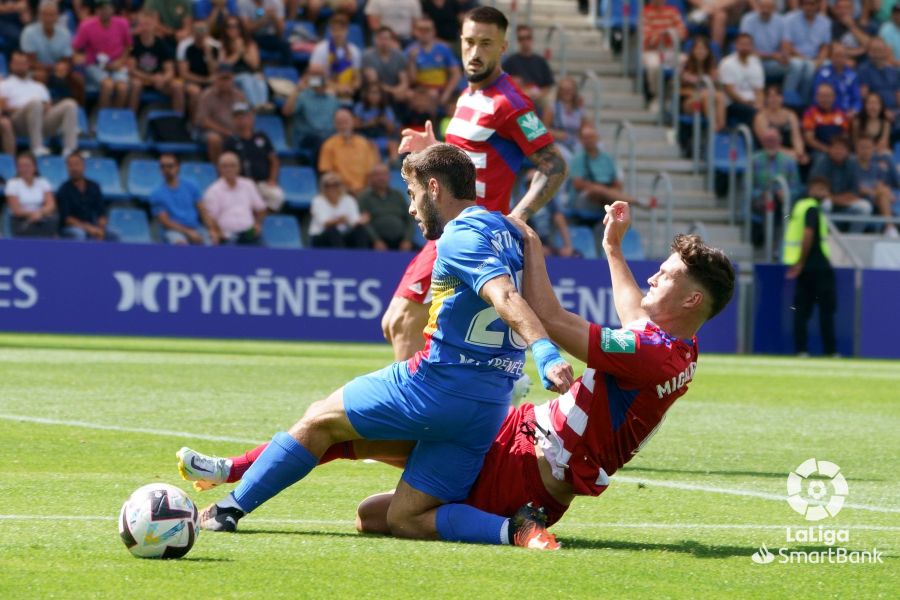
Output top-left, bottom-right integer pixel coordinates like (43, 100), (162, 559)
(0, 334), (896, 599)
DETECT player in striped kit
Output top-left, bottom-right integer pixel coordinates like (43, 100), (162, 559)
(179, 202), (735, 548)
(382, 6), (568, 361)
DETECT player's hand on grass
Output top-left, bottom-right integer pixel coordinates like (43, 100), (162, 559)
(399, 120), (436, 154)
(602, 201), (631, 252)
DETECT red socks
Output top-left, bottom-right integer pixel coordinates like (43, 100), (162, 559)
(227, 441), (357, 482)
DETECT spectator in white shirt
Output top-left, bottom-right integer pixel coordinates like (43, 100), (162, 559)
(5, 151), (58, 238)
(719, 33), (765, 128)
(0, 51), (79, 156)
(309, 171), (371, 248)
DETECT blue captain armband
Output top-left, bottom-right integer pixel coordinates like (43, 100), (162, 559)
(530, 338), (565, 390)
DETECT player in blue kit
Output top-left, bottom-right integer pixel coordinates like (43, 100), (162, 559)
(199, 143), (575, 548)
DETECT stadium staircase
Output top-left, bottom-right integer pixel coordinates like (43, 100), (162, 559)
(495, 0), (754, 263)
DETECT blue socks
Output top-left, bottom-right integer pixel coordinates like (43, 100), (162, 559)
(228, 431), (318, 513)
(436, 503), (510, 545)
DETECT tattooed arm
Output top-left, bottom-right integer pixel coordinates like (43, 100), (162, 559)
(509, 143), (568, 220)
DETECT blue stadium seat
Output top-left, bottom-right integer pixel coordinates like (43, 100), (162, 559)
(96, 109), (149, 152)
(37, 155), (66, 190)
(0, 54), (7, 76)
(146, 109), (199, 154)
(326, 22), (364, 49)
(193, 0), (237, 19)
(180, 161), (217, 193)
(286, 20), (318, 62)
(85, 157), (128, 201)
(76, 106), (100, 150)
(622, 228), (645, 260)
(256, 114), (297, 158)
(107, 207), (152, 243)
(1, 207), (11, 237)
(893, 142), (900, 166)
(563, 225), (598, 259)
(279, 165), (317, 209)
(262, 214), (303, 249)
(713, 132), (749, 173)
(596, 0), (638, 30)
(0, 153), (15, 192)
(127, 159), (164, 201)
(263, 66), (300, 84)
(390, 169), (407, 194)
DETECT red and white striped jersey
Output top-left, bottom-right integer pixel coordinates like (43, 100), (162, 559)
(444, 73), (553, 214)
(534, 321), (699, 496)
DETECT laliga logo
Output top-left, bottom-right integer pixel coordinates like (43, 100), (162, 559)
(787, 458), (848, 521)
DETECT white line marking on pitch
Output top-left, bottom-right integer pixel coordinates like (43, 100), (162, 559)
(1, 515), (899, 532)
(3, 413), (899, 515)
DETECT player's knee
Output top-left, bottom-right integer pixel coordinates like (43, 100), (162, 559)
(355, 493), (392, 535)
(289, 398), (344, 448)
(385, 503), (432, 539)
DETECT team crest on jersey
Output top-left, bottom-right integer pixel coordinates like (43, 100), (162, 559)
(516, 111), (547, 141)
(601, 328), (636, 354)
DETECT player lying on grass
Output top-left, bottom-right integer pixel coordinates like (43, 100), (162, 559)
(178, 202), (735, 545)
(191, 143), (575, 550)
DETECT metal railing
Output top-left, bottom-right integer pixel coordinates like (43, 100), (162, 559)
(582, 70), (603, 128)
(655, 27), (682, 126)
(648, 171), (674, 258)
(689, 76), (716, 176)
(613, 121), (637, 197)
(763, 175), (790, 264)
(700, 75), (717, 193)
(544, 26), (570, 78)
(726, 124), (753, 231)
(634, 0), (645, 96)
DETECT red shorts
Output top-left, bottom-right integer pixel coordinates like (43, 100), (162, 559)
(464, 403), (570, 527)
(393, 240), (437, 304)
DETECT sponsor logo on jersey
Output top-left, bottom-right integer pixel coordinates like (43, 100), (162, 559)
(516, 111), (548, 141)
(601, 327), (636, 353)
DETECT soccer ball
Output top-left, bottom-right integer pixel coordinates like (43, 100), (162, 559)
(118, 483), (199, 559)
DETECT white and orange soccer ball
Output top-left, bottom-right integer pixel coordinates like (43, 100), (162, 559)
(118, 483), (199, 559)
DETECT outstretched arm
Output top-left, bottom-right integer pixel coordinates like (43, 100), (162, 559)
(602, 202), (650, 325)
(510, 143), (568, 220)
(511, 216), (591, 364)
(479, 275), (575, 393)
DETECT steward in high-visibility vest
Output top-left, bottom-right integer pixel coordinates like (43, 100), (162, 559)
(783, 176), (837, 356)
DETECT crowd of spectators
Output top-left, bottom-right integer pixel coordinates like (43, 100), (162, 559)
(0, 0), (624, 257)
(641, 0), (900, 239)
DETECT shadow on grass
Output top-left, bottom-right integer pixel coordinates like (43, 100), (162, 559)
(557, 538), (837, 559)
(177, 556), (234, 562)
(621, 465), (885, 482)
(239, 529), (362, 539)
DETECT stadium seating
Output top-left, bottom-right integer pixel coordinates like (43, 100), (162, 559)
(563, 225), (599, 259)
(1, 207), (11, 237)
(262, 214), (303, 249)
(256, 114), (297, 158)
(107, 207), (153, 243)
(713, 132), (749, 174)
(37, 155), (67, 190)
(622, 227), (646, 260)
(85, 157), (128, 201)
(127, 159), (164, 201)
(390, 169), (407, 194)
(279, 165), (317, 209)
(180, 161), (217, 192)
(146, 110), (200, 155)
(0, 53), (6, 76)
(0, 153), (15, 193)
(76, 107), (100, 151)
(96, 109), (149, 153)
(286, 20), (318, 62)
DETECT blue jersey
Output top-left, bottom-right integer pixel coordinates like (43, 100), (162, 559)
(408, 206), (526, 404)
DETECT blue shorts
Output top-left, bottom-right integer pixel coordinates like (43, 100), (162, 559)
(343, 361), (508, 502)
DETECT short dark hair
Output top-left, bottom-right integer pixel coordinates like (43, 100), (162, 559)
(808, 175), (831, 189)
(735, 32), (754, 44)
(375, 25), (395, 37)
(464, 6), (509, 33)
(401, 143), (476, 201)
(158, 152), (180, 165)
(671, 234), (735, 320)
(830, 135), (851, 150)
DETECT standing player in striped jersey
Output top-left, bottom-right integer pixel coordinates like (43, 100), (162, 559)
(382, 6), (568, 361)
(178, 202), (735, 548)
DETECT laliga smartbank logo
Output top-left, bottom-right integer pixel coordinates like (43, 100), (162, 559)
(751, 459), (883, 565)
